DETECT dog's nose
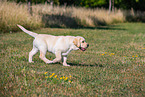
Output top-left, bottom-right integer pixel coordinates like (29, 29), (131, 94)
(87, 44), (89, 48)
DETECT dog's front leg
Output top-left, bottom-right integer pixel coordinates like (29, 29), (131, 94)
(62, 56), (70, 66)
(62, 48), (72, 56)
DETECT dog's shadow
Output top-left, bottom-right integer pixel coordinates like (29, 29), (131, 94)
(68, 63), (103, 67)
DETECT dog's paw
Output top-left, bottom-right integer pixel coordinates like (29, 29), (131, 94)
(46, 61), (53, 64)
(62, 53), (67, 56)
(63, 63), (70, 66)
(29, 61), (34, 63)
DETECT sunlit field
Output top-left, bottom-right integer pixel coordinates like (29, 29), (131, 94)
(0, 23), (145, 96)
(0, 1), (125, 33)
(2, 1), (142, 33)
(1, 1), (145, 33)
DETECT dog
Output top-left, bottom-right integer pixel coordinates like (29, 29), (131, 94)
(17, 25), (89, 66)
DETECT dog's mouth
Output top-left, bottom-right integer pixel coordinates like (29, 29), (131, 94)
(79, 47), (86, 51)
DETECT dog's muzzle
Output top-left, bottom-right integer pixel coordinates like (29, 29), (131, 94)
(79, 44), (89, 51)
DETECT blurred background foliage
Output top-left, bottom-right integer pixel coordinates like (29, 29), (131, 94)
(6, 0), (145, 11)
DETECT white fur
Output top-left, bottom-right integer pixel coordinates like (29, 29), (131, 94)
(17, 25), (88, 66)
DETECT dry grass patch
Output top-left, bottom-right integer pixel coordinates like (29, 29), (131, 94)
(1, 1), (144, 34)
(0, 1), (42, 33)
(0, 1), (125, 33)
(34, 4), (125, 27)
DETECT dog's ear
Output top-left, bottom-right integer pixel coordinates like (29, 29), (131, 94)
(73, 37), (81, 47)
(73, 38), (77, 46)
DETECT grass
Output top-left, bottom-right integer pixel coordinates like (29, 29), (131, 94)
(0, 1), (125, 33)
(1, 1), (145, 33)
(34, 4), (125, 28)
(0, 1), (42, 33)
(0, 23), (145, 96)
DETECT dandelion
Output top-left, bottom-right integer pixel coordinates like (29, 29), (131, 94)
(45, 76), (48, 78)
(52, 73), (55, 76)
(44, 72), (48, 74)
(60, 77), (63, 79)
(49, 75), (53, 78)
(63, 76), (65, 79)
(69, 80), (72, 83)
(101, 53), (104, 55)
(22, 67), (25, 71)
(64, 77), (68, 80)
(31, 70), (35, 73)
(54, 75), (57, 78)
(49, 73), (55, 78)
(111, 53), (115, 55)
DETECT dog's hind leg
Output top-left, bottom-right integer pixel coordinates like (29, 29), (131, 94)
(53, 51), (62, 63)
(29, 46), (38, 63)
(39, 50), (53, 64)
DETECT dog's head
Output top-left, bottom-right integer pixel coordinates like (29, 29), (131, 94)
(73, 36), (89, 51)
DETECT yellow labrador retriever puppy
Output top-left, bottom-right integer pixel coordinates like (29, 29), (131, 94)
(17, 25), (89, 66)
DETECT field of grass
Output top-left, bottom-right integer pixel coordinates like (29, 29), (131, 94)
(1, 1), (145, 33)
(0, 1), (125, 33)
(0, 23), (145, 96)
(0, 1), (42, 33)
(2, 1), (142, 34)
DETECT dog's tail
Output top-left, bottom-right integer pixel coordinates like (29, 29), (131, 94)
(17, 24), (38, 38)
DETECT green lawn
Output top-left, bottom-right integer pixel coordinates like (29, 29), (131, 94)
(0, 23), (145, 96)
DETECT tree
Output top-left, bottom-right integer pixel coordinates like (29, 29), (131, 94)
(7, 0), (145, 11)
(112, 0), (114, 12)
(109, 0), (111, 13)
(109, 0), (114, 14)
(27, 0), (32, 16)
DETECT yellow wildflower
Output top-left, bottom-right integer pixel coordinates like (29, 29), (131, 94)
(132, 55), (134, 57)
(60, 77), (63, 79)
(69, 76), (72, 78)
(111, 53), (115, 55)
(31, 70), (35, 73)
(52, 73), (55, 76)
(64, 77), (68, 80)
(135, 55), (138, 57)
(44, 72), (48, 74)
(105, 52), (107, 54)
(49, 75), (53, 78)
(22, 67), (25, 71)
(101, 54), (104, 55)
(69, 80), (71, 83)
(63, 76), (65, 79)
(45, 76), (48, 78)
(49, 73), (55, 78)
(54, 75), (57, 78)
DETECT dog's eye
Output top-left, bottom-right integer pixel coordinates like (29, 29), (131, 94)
(82, 41), (84, 43)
